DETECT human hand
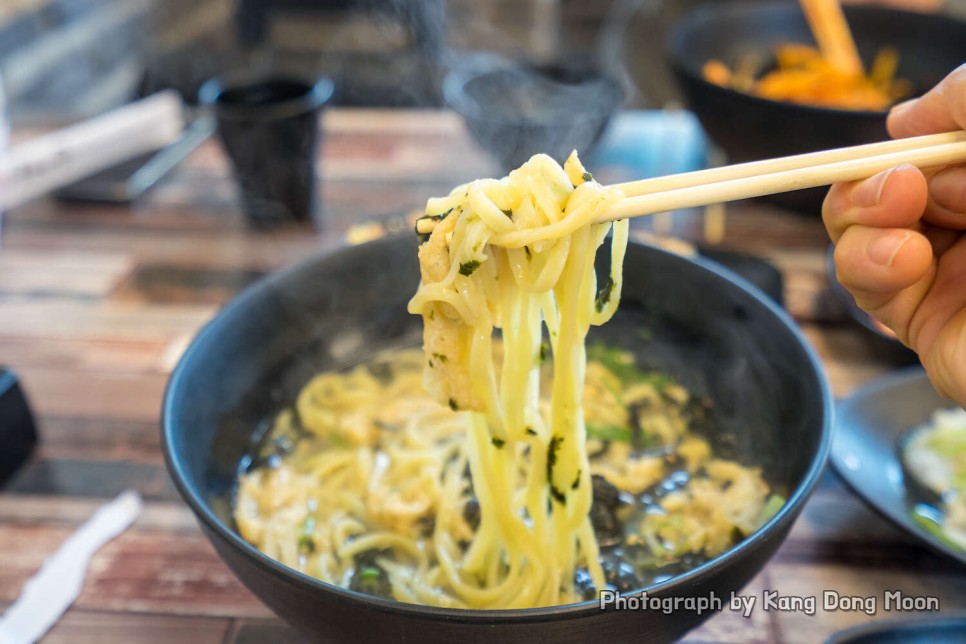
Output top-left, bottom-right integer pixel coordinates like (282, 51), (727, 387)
(823, 63), (966, 406)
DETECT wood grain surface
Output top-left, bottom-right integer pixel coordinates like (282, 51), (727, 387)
(1, 109), (962, 643)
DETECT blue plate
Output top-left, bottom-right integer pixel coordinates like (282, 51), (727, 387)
(831, 368), (966, 566)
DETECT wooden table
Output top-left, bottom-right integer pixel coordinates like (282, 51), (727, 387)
(0, 110), (964, 643)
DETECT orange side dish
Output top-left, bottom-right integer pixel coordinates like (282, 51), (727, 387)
(702, 0), (912, 111)
(703, 45), (910, 111)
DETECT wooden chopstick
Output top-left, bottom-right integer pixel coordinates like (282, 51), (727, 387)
(610, 131), (966, 199)
(602, 131), (966, 222)
(413, 131), (966, 234)
(799, 0), (863, 75)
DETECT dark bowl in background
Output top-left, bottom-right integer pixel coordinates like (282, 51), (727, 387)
(667, 2), (966, 214)
(443, 58), (625, 170)
(162, 235), (832, 643)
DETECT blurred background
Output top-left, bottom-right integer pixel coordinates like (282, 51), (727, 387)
(0, 0), (618, 120)
(2, 3), (966, 642)
(1, 0), (942, 122)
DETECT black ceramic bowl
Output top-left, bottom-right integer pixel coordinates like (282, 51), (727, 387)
(443, 58), (624, 170)
(667, 2), (966, 214)
(162, 236), (832, 643)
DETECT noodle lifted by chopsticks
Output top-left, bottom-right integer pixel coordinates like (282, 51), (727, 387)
(407, 152), (630, 606)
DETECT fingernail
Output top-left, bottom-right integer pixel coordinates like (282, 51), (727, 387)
(867, 231), (910, 267)
(888, 98), (917, 120)
(852, 166), (899, 207)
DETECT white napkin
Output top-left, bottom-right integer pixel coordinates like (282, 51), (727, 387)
(0, 490), (143, 644)
(0, 91), (184, 210)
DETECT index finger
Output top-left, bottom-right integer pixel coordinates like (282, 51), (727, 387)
(822, 163), (929, 243)
(887, 63), (966, 138)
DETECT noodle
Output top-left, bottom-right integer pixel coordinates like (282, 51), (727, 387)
(235, 346), (777, 607)
(234, 153), (778, 608)
(406, 153), (627, 605)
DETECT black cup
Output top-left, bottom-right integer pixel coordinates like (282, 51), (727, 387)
(0, 368), (37, 487)
(199, 75), (335, 228)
